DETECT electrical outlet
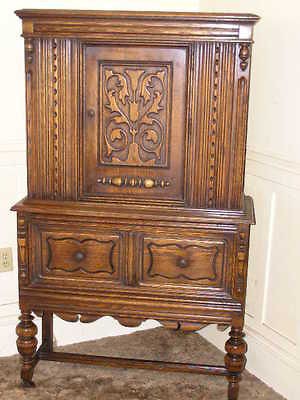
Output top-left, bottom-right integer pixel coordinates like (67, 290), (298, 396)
(0, 248), (13, 272)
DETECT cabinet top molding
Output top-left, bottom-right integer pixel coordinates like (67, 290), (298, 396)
(15, 9), (260, 41)
(15, 9), (260, 22)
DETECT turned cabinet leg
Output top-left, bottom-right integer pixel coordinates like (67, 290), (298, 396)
(42, 312), (53, 352)
(16, 311), (38, 387)
(227, 375), (241, 400)
(224, 327), (247, 400)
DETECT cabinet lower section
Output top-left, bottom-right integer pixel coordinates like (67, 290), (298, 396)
(18, 212), (249, 325)
(13, 198), (254, 399)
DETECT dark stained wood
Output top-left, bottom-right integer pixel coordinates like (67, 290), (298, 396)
(38, 350), (229, 376)
(81, 44), (186, 204)
(13, 9), (259, 399)
(42, 312), (53, 353)
(15, 9), (260, 20)
(16, 311), (38, 387)
(225, 328), (248, 400)
(12, 196), (255, 225)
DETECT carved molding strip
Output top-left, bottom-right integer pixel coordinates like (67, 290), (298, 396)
(48, 312), (210, 332)
(17, 215), (28, 284)
(55, 312), (101, 323)
(239, 43), (250, 71)
(231, 75), (249, 208)
(208, 43), (221, 207)
(97, 176), (170, 189)
(52, 39), (59, 198)
(25, 38), (34, 66)
(29, 21), (241, 40)
(192, 41), (237, 209)
(54, 312), (145, 328)
(236, 229), (248, 296)
(24, 38), (35, 195)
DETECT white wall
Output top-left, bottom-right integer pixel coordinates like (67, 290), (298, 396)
(199, 1), (300, 399)
(1, 1), (299, 399)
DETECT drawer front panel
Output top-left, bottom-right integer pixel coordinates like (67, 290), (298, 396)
(139, 232), (233, 293)
(29, 221), (124, 288)
(45, 236), (118, 276)
(26, 217), (239, 302)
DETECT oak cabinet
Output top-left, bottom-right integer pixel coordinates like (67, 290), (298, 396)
(12, 9), (259, 399)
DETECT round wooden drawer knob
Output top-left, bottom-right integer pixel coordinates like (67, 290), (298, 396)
(74, 251), (86, 262)
(178, 257), (188, 268)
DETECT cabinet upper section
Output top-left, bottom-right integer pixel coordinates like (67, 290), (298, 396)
(16, 10), (259, 210)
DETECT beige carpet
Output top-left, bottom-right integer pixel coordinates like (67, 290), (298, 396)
(0, 327), (284, 399)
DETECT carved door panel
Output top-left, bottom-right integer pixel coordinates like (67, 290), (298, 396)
(81, 44), (188, 205)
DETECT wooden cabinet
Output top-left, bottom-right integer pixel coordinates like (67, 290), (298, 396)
(12, 9), (259, 399)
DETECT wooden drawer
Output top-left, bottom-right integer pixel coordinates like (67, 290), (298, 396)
(29, 220), (124, 289)
(45, 235), (119, 277)
(138, 231), (234, 296)
(26, 217), (240, 302)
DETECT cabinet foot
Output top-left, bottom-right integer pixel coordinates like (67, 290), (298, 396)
(16, 311), (38, 387)
(21, 378), (36, 388)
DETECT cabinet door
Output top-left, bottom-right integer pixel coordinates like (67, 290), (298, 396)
(81, 44), (188, 205)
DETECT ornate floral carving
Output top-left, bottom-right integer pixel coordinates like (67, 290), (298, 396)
(97, 175), (170, 189)
(101, 64), (170, 167)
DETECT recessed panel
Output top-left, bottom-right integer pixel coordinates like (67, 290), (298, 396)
(140, 234), (228, 291)
(29, 221), (125, 290)
(81, 45), (187, 204)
